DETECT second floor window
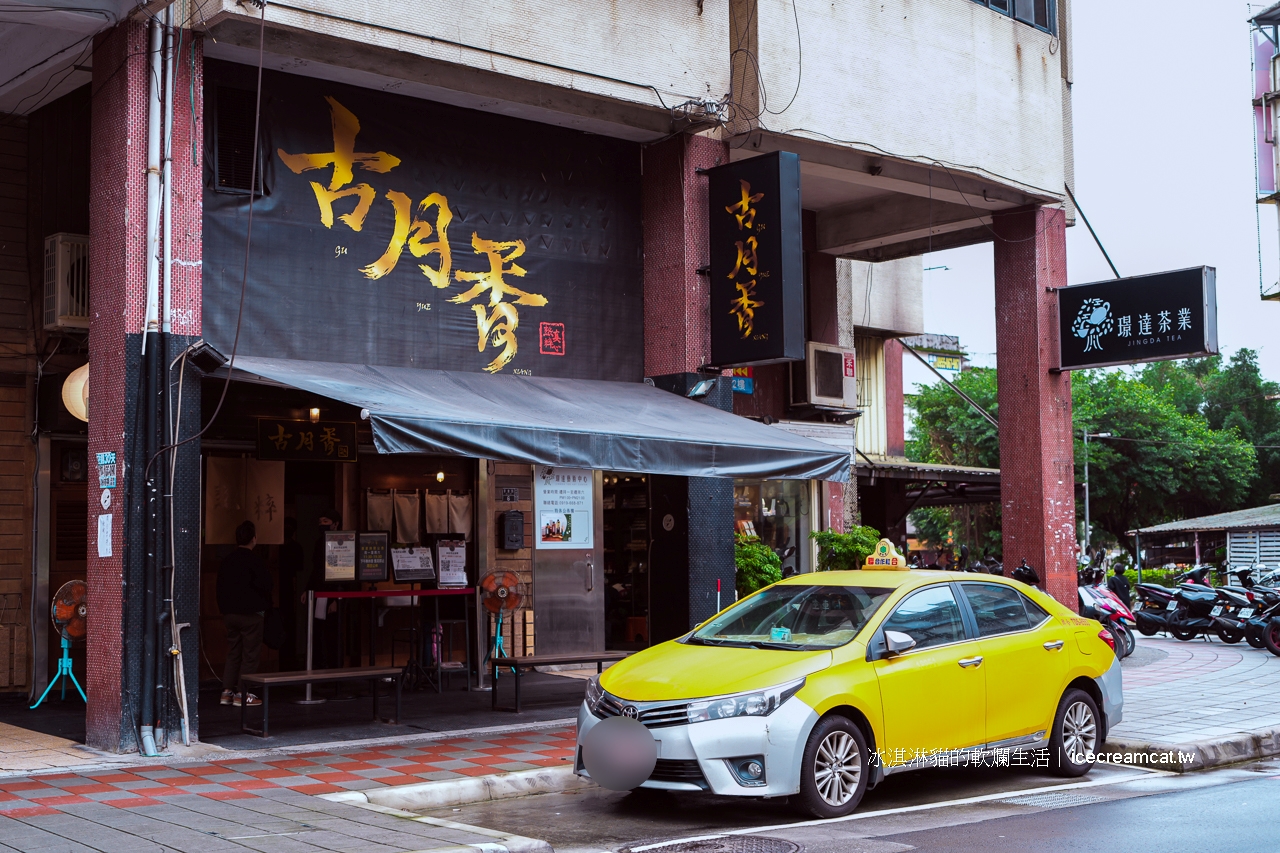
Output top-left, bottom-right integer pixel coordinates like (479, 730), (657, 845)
(974, 0), (1056, 36)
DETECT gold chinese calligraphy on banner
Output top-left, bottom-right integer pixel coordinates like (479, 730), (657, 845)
(277, 98), (548, 373)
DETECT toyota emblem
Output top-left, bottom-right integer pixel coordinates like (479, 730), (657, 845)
(621, 705), (640, 719)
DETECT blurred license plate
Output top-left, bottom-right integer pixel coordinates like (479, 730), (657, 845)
(1166, 600), (1178, 610)
(1241, 608), (1254, 618)
(1210, 605), (1223, 616)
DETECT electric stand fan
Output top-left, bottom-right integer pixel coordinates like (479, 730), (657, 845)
(31, 580), (87, 709)
(479, 570), (527, 678)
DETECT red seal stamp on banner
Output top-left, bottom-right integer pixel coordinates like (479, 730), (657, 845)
(540, 322), (566, 356)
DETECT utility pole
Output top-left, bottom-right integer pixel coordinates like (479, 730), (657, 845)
(1082, 431), (1112, 558)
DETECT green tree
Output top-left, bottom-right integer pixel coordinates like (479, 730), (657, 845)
(906, 363), (1258, 558)
(1073, 369), (1256, 550)
(905, 368), (1002, 558)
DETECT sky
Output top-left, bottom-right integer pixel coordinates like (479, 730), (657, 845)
(912, 0), (1280, 391)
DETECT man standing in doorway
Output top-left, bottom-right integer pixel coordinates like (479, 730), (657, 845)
(218, 520), (273, 707)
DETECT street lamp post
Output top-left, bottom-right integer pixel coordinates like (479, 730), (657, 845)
(1083, 431), (1112, 560)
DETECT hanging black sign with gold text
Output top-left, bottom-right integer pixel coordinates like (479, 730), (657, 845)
(707, 151), (805, 367)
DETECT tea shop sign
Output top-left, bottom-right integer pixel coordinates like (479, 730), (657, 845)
(1056, 266), (1218, 371)
(706, 151), (805, 367)
(257, 419), (358, 462)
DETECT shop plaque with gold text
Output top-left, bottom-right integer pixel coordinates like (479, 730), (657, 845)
(706, 151), (805, 367)
(257, 419), (357, 462)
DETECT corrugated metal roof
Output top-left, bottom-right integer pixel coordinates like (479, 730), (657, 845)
(1131, 504), (1280, 535)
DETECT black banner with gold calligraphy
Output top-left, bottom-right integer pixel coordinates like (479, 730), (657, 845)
(257, 419), (357, 462)
(706, 151), (805, 367)
(204, 61), (643, 381)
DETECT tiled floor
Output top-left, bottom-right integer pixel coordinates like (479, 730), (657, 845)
(1110, 635), (1280, 744)
(0, 727), (577, 851)
(0, 722), (102, 773)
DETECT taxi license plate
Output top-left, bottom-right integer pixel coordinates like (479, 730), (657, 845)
(1240, 608), (1254, 618)
(1210, 605), (1223, 616)
(1166, 600), (1178, 611)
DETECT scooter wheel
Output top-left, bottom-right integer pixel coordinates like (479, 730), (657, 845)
(1216, 628), (1244, 645)
(1264, 621), (1280, 658)
(1124, 625), (1137, 656)
(1137, 622), (1158, 637)
(1108, 623), (1132, 659)
(1170, 626), (1197, 641)
(1246, 631), (1265, 649)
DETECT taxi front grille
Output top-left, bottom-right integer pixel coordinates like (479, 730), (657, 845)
(593, 692), (688, 729)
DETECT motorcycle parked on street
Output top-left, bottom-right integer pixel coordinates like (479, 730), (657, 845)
(1078, 567), (1136, 658)
(1165, 568), (1251, 643)
(1233, 569), (1280, 656)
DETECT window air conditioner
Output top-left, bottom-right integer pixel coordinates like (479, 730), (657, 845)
(43, 233), (90, 331)
(791, 341), (858, 410)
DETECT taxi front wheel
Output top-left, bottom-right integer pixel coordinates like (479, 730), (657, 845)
(796, 715), (869, 818)
(1048, 688), (1099, 777)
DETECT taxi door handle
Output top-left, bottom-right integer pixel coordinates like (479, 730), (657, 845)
(1043, 640), (1065, 651)
(958, 656), (983, 668)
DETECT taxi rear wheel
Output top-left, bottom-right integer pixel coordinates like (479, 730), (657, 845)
(1048, 688), (1099, 778)
(797, 716), (868, 818)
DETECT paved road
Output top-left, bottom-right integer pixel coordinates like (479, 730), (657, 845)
(423, 758), (1280, 853)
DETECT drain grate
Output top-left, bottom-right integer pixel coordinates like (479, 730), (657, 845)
(1000, 791), (1109, 809)
(630, 837), (800, 853)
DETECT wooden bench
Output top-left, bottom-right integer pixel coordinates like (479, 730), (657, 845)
(240, 666), (404, 737)
(491, 652), (628, 712)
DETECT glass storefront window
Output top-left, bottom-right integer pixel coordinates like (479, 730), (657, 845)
(734, 479), (812, 576)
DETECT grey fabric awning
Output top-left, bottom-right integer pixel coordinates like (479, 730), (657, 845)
(231, 357), (851, 481)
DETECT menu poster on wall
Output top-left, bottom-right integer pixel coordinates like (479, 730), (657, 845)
(357, 532), (389, 583)
(324, 531), (357, 582)
(533, 467), (593, 550)
(437, 539), (468, 587)
(391, 546), (435, 583)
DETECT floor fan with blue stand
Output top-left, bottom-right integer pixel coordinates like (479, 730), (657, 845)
(31, 580), (87, 709)
(480, 570), (527, 678)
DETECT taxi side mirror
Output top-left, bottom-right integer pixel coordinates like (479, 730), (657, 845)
(884, 631), (917, 656)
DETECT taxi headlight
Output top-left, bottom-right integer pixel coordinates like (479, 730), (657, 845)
(686, 677), (805, 724)
(585, 675), (604, 713)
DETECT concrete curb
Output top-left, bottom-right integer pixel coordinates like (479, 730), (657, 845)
(322, 763), (591, 811)
(1106, 725), (1280, 772)
(323, 793), (568, 853)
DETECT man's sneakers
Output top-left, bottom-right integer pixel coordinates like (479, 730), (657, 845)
(221, 689), (263, 707)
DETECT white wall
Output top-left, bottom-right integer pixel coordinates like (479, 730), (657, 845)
(210, 0), (731, 112)
(841, 258), (925, 337)
(754, 0), (1065, 197)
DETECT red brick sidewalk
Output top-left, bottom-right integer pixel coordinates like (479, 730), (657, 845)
(0, 726), (576, 819)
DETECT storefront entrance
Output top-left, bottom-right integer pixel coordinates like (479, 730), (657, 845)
(603, 473), (649, 650)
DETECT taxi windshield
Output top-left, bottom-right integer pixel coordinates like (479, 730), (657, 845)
(686, 584), (894, 650)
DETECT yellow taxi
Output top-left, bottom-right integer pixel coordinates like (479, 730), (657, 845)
(577, 568), (1122, 817)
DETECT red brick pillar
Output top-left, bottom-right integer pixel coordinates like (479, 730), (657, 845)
(642, 133), (735, 626)
(87, 20), (203, 752)
(993, 207), (1076, 608)
(642, 134), (727, 375)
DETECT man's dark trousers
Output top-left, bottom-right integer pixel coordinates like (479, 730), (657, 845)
(223, 612), (264, 694)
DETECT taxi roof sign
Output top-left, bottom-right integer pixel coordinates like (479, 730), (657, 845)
(865, 539), (907, 570)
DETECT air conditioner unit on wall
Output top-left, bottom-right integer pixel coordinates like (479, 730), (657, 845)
(791, 341), (858, 410)
(43, 233), (90, 331)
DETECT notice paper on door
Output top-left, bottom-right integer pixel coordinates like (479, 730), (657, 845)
(97, 513), (112, 558)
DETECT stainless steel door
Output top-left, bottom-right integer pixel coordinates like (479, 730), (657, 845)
(533, 471), (605, 654)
